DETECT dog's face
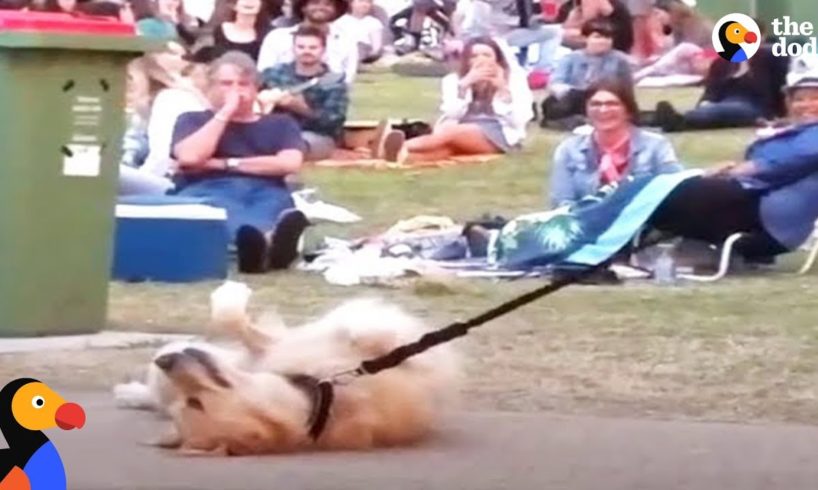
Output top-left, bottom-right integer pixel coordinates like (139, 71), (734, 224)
(155, 348), (306, 455)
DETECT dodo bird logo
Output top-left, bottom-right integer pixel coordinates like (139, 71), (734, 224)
(713, 14), (762, 62)
(0, 379), (85, 490)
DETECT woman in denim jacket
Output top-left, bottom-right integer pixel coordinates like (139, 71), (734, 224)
(548, 80), (683, 208)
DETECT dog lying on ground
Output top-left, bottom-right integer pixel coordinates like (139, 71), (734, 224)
(113, 282), (460, 455)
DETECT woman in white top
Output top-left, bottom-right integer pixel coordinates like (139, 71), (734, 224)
(333, 0), (384, 62)
(141, 54), (210, 178)
(120, 50), (210, 195)
(382, 36), (533, 163)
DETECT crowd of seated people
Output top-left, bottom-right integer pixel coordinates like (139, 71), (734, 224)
(3, 0), (815, 277)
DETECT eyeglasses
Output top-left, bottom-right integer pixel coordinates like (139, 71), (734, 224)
(587, 100), (623, 110)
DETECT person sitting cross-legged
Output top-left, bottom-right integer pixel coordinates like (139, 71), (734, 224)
(540, 18), (633, 130)
(259, 25), (349, 161)
(171, 51), (310, 274)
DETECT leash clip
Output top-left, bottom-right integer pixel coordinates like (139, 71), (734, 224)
(327, 368), (363, 386)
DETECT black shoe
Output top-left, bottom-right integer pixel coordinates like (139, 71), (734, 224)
(236, 225), (268, 274)
(655, 101), (684, 132)
(539, 95), (559, 126)
(268, 209), (310, 270)
(463, 224), (490, 258)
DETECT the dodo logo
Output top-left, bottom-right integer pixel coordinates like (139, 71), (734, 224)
(0, 379), (85, 490)
(712, 14), (762, 62)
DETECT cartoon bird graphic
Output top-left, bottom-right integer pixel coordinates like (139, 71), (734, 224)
(0, 379), (85, 490)
(718, 21), (759, 62)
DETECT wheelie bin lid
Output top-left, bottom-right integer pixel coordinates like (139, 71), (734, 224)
(0, 11), (161, 52)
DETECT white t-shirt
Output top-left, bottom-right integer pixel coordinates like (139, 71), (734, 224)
(334, 14), (384, 53)
(183, 0), (215, 23)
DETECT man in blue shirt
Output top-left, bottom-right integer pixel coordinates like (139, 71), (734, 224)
(648, 74), (818, 260)
(172, 51), (309, 274)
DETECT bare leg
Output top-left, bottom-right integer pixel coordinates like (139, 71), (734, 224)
(405, 133), (450, 153)
(406, 123), (499, 157)
(635, 42), (702, 80)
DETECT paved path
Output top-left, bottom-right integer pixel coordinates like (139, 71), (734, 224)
(42, 391), (818, 490)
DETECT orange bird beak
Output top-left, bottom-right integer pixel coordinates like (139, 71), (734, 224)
(55, 402), (85, 430)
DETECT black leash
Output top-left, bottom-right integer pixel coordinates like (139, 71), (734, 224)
(305, 251), (641, 441)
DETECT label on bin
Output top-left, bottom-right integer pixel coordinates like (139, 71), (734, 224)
(71, 96), (102, 129)
(63, 144), (101, 177)
(63, 93), (103, 177)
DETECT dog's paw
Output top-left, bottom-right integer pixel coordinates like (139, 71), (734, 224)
(141, 428), (182, 449)
(176, 444), (229, 457)
(113, 381), (156, 410)
(210, 281), (253, 330)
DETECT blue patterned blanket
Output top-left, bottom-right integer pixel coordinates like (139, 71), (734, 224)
(489, 170), (703, 269)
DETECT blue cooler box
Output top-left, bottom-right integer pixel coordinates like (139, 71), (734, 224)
(112, 196), (229, 283)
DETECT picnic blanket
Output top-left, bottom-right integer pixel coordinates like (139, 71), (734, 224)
(489, 170), (704, 269)
(314, 148), (502, 169)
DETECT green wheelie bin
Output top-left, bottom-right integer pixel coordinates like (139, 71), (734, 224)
(0, 12), (157, 337)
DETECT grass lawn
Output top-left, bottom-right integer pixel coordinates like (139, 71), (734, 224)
(4, 73), (818, 425)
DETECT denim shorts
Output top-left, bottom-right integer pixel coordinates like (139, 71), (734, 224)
(460, 114), (512, 153)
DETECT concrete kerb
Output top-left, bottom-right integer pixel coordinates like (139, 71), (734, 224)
(0, 331), (195, 354)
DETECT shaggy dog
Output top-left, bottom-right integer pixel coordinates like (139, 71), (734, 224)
(113, 282), (460, 455)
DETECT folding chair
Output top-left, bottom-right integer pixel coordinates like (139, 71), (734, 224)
(797, 221), (818, 275)
(680, 220), (818, 281)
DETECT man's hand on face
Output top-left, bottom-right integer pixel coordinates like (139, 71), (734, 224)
(216, 91), (243, 121)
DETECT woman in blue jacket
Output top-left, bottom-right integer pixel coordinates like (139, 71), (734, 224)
(649, 75), (818, 259)
(549, 79), (683, 208)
